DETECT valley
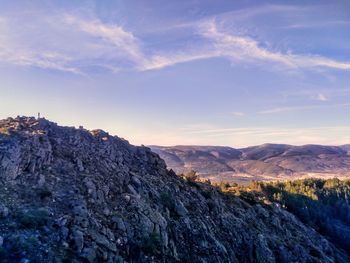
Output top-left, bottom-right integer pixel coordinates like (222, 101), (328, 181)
(151, 144), (350, 184)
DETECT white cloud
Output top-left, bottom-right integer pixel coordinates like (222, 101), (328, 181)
(0, 50), (80, 74)
(63, 15), (144, 63)
(258, 106), (312, 114)
(0, 9), (350, 74)
(197, 20), (350, 71)
(281, 20), (350, 29)
(0, 16), (80, 73)
(199, 20), (294, 66)
(232, 111), (245, 117)
(139, 18), (350, 71)
(291, 55), (350, 70)
(139, 50), (220, 71)
(314, 93), (328, 101)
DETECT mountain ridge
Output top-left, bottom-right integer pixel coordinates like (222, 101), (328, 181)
(150, 143), (350, 183)
(0, 116), (348, 262)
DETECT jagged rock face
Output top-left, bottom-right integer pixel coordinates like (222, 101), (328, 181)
(0, 117), (348, 263)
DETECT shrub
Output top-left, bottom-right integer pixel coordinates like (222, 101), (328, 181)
(184, 170), (198, 182)
(201, 189), (212, 199)
(160, 192), (175, 212)
(0, 127), (9, 135)
(184, 170), (200, 187)
(38, 189), (52, 200)
(203, 179), (211, 185)
(238, 191), (258, 205)
(142, 231), (161, 255)
(18, 208), (49, 228)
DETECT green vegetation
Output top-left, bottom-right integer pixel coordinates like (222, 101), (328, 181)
(175, 170), (349, 253)
(222, 178), (350, 252)
(37, 188), (53, 200)
(142, 231), (161, 255)
(176, 170), (201, 187)
(160, 192), (175, 212)
(3, 234), (41, 261)
(18, 208), (50, 228)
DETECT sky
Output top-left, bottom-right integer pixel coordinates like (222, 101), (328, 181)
(0, 0), (350, 147)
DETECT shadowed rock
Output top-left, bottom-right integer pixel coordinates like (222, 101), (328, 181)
(0, 117), (348, 262)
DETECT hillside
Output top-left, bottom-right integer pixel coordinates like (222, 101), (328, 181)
(150, 144), (350, 183)
(0, 116), (348, 262)
(222, 178), (350, 255)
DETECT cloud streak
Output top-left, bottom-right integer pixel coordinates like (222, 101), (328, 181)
(196, 20), (350, 71)
(313, 93), (328, 101)
(63, 15), (144, 63)
(0, 16), (80, 73)
(232, 111), (245, 117)
(0, 5), (350, 74)
(173, 124), (350, 147)
(258, 103), (350, 114)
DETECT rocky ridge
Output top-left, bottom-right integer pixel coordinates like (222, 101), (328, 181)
(0, 117), (348, 262)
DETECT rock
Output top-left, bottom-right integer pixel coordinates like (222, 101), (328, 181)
(255, 234), (275, 263)
(60, 226), (69, 240)
(114, 255), (124, 263)
(255, 204), (269, 218)
(81, 247), (96, 263)
(175, 200), (188, 217)
(127, 184), (138, 195)
(72, 229), (84, 253)
(0, 204), (9, 218)
(0, 117), (347, 263)
(278, 246), (291, 263)
(139, 214), (154, 237)
(83, 178), (97, 199)
(112, 216), (126, 232)
(123, 194), (131, 203)
(103, 208), (110, 216)
(76, 158), (84, 172)
(106, 228), (115, 241)
(90, 230), (117, 252)
(38, 174), (46, 187)
(131, 176), (141, 188)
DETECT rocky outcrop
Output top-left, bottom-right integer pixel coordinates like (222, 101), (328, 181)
(0, 117), (348, 262)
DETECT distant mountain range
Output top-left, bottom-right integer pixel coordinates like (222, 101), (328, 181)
(150, 144), (350, 183)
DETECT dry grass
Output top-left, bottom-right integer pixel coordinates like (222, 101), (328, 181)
(0, 127), (9, 135)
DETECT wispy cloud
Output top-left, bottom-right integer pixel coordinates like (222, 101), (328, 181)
(140, 50), (220, 71)
(258, 106), (314, 114)
(281, 20), (350, 29)
(0, 5), (350, 74)
(198, 20), (295, 67)
(173, 124), (350, 147)
(63, 15), (144, 64)
(137, 18), (350, 71)
(282, 88), (350, 102)
(258, 103), (350, 114)
(232, 111), (245, 117)
(313, 93), (328, 101)
(0, 17), (80, 73)
(196, 19), (350, 71)
(2, 52), (81, 74)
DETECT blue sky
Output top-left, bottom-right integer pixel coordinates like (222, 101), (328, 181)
(1, 0), (350, 147)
